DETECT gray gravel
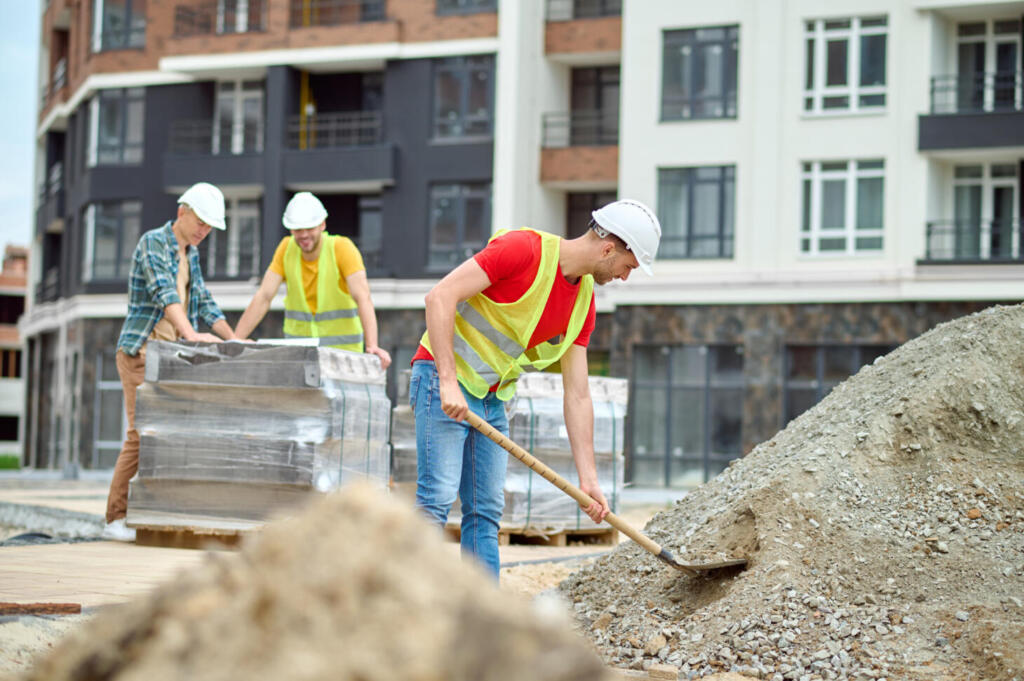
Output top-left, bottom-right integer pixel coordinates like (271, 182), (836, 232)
(561, 304), (1024, 680)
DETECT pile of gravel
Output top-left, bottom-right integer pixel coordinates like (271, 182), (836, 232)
(24, 484), (616, 681)
(561, 304), (1024, 681)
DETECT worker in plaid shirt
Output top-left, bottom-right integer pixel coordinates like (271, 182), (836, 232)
(102, 182), (239, 542)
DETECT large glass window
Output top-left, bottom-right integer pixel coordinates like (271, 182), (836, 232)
(214, 80), (264, 155)
(428, 183), (491, 270)
(83, 200), (142, 282)
(433, 56), (495, 139)
(567, 192), (617, 240)
(801, 159), (884, 255)
(662, 26), (738, 121)
(358, 196), (384, 273)
(784, 345), (893, 425)
(631, 345), (744, 487)
(658, 166), (735, 259)
(436, 0), (496, 15)
(92, 349), (124, 469)
(201, 198), (260, 279)
(92, 0), (147, 51)
(804, 16), (887, 114)
(88, 88), (145, 166)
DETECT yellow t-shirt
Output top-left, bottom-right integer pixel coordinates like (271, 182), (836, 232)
(269, 235), (365, 314)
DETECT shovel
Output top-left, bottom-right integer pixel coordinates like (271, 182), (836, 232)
(466, 412), (748, 577)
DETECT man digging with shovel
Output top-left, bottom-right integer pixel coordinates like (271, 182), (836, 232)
(411, 200), (662, 578)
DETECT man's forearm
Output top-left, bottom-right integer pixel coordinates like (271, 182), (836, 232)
(234, 297), (271, 340)
(163, 303), (200, 340)
(564, 392), (599, 484)
(210, 318), (236, 340)
(424, 291), (458, 383)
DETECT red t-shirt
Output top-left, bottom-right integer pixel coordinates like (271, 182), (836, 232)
(412, 230), (597, 369)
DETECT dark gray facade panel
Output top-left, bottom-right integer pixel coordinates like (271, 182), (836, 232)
(918, 112), (1024, 150)
(281, 145), (396, 186)
(163, 153), (266, 189)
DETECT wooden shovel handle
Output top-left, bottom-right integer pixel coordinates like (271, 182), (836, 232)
(465, 411), (666, 558)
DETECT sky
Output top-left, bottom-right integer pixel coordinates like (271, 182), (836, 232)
(0, 0), (42, 253)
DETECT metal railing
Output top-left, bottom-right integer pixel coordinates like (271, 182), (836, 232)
(542, 109), (618, 147)
(930, 71), (1023, 114)
(546, 0), (621, 21)
(51, 57), (67, 94)
(174, 0), (267, 36)
(289, 0), (385, 27)
(47, 162), (64, 199)
(168, 119), (265, 155)
(36, 268), (60, 303)
(924, 219), (1024, 261)
(286, 111), (383, 149)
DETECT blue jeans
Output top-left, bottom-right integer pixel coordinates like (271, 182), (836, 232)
(410, 360), (508, 578)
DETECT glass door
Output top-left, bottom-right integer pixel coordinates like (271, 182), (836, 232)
(213, 80), (264, 155)
(953, 163), (1020, 260)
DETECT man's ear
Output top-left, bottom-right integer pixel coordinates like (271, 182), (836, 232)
(601, 240), (616, 258)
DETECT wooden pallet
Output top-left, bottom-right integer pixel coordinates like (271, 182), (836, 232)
(444, 522), (618, 548)
(128, 510), (260, 550)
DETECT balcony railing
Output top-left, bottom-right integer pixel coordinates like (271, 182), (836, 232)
(286, 111), (383, 149)
(546, 0), (621, 21)
(47, 162), (64, 198)
(169, 119), (265, 155)
(930, 71), (1023, 114)
(51, 57), (67, 94)
(542, 109), (618, 147)
(289, 0), (386, 27)
(924, 219), (1024, 262)
(174, 0), (267, 36)
(36, 267), (60, 303)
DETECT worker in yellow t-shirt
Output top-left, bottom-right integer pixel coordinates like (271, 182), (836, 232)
(235, 192), (391, 368)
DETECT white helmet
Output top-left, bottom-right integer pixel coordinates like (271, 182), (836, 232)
(283, 192), (328, 230)
(591, 199), (661, 276)
(177, 182), (226, 230)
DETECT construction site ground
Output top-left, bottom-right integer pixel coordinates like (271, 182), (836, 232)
(0, 475), (671, 679)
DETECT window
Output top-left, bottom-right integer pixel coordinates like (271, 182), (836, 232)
(92, 349), (124, 469)
(804, 16), (887, 114)
(88, 88), (144, 166)
(631, 345), (744, 487)
(567, 192), (617, 239)
(83, 200), (142, 281)
(0, 295), (25, 325)
(0, 350), (21, 379)
(358, 196), (384, 273)
(950, 19), (1022, 113)
(547, 0), (621, 21)
(784, 345), (893, 425)
(927, 163), (1021, 260)
(214, 80), (264, 155)
(658, 166), (735, 259)
(92, 0), (146, 51)
(202, 198), (260, 279)
(662, 26), (738, 121)
(801, 160), (884, 255)
(428, 183), (491, 269)
(433, 56), (495, 139)
(436, 0), (496, 15)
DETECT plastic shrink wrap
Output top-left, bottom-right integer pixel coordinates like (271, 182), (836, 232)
(127, 341), (390, 530)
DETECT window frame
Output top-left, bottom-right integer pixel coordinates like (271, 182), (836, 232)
(92, 349), (125, 469)
(427, 182), (492, 271)
(658, 165), (736, 260)
(801, 159), (885, 256)
(82, 199), (143, 282)
(202, 197), (261, 280)
(432, 55), (495, 141)
(435, 0), (497, 16)
(92, 0), (147, 52)
(88, 87), (145, 167)
(803, 16), (888, 115)
(782, 344), (893, 427)
(661, 25), (739, 122)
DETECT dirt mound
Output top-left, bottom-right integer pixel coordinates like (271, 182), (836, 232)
(25, 484), (615, 681)
(561, 304), (1024, 680)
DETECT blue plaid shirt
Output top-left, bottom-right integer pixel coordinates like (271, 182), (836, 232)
(116, 222), (226, 356)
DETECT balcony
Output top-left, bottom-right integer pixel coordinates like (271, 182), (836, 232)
(51, 57), (67, 95)
(35, 162), (65, 238)
(919, 71), (1024, 151)
(545, 0), (621, 62)
(289, 0), (386, 28)
(164, 119), (265, 188)
(542, 109), (618, 147)
(282, 111), (395, 190)
(35, 267), (60, 304)
(922, 219), (1024, 263)
(173, 0), (267, 36)
(546, 0), (620, 20)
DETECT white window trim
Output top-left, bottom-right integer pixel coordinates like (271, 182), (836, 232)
(214, 80), (264, 155)
(82, 204), (96, 282)
(804, 17), (887, 115)
(801, 160), (885, 256)
(207, 197), (261, 277)
(87, 96), (99, 167)
(217, 0), (251, 34)
(92, 0), (105, 53)
(952, 163), (1021, 259)
(956, 19), (1023, 112)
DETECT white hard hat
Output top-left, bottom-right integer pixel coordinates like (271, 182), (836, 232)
(283, 192), (328, 230)
(177, 182), (226, 230)
(591, 199), (661, 276)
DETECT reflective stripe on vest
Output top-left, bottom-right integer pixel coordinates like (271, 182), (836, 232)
(282, 234), (364, 352)
(420, 228), (594, 400)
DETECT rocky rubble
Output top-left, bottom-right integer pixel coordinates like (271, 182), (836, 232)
(561, 304), (1024, 681)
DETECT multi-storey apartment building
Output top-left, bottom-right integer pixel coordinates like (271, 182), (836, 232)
(0, 247), (28, 460)
(24, 0), (1024, 486)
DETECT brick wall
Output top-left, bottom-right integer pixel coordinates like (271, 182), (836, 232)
(545, 16), (620, 55)
(540, 146), (618, 184)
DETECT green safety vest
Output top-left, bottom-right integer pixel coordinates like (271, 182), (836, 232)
(283, 234), (364, 352)
(421, 228), (594, 400)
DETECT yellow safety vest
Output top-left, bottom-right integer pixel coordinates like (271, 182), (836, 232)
(282, 235), (364, 352)
(421, 228), (594, 400)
